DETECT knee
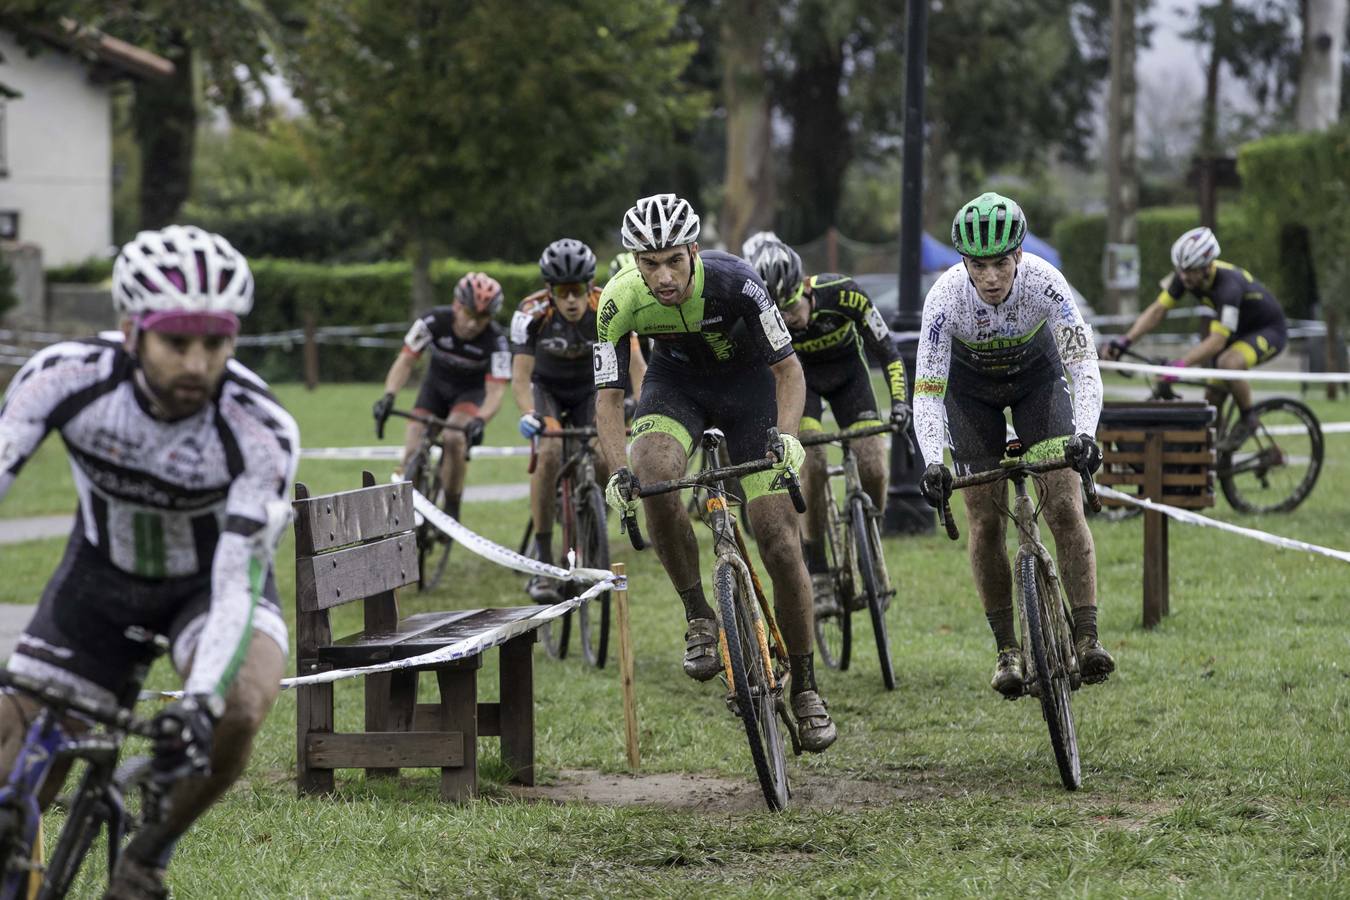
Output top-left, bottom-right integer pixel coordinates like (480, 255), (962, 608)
(443, 431), (467, 455)
(631, 440), (684, 482)
(1216, 349), (1247, 370)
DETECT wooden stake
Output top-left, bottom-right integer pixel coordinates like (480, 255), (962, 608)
(613, 563), (640, 770)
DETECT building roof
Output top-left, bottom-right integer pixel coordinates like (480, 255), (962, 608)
(16, 17), (174, 81)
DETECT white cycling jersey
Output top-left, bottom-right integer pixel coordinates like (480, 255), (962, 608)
(913, 253), (1102, 468)
(0, 338), (298, 699)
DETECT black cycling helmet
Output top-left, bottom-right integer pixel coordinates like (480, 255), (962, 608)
(539, 239), (597, 284)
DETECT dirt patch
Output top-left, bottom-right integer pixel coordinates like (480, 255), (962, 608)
(508, 768), (944, 813)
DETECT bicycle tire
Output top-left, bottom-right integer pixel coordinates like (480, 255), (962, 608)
(715, 559), (789, 811)
(39, 772), (108, 899)
(813, 490), (852, 671)
(0, 806), (34, 899)
(409, 450), (452, 592)
(576, 488), (611, 669)
(1018, 553), (1081, 791)
(851, 496), (895, 691)
(540, 480), (572, 660)
(1218, 397), (1324, 514)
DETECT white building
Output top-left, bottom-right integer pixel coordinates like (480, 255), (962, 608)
(0, 22), (171, 268)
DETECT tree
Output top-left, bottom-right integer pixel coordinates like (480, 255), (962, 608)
(1296, 0), (1348, 129)
(719, 0), (778, 253)
(286, 0), (702, 311)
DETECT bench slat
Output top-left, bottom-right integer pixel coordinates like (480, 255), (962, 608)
(318, 606), (551, 665)
(305, 732), (464, 769)
(296, 534), (419, 611)
(294, 482), (414, 555)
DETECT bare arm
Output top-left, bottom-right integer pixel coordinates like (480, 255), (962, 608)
(383, 350), (418, 395)
(1184, 332), (1229, 366)
(595, 388), (628, 474)
(1123, 299), (1170, 344)
(480, 379), (508, 422)
(626, 334), (647, 404)
(511, 354), (535, 413)
(770, 354), (806, 437)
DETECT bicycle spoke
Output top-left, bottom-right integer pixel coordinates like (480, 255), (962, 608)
(1219, 398), (1323, 514)
(1019, 554), (1081, 790)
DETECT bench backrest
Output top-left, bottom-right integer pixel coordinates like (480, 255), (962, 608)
(293, 472), (417, 658)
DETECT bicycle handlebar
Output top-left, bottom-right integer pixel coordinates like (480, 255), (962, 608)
(798, 422), (899, 447)
(937, 457), (1101, 541)
(388, 409), (469, 433)
(0, 669), (158, 740)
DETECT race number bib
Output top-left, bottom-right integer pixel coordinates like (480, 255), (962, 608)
(1220, 306), (1240, 333)
(490, 351), (513, 380)
(593, 342), (619, 385)
(403, 317), (434, 353)
(510, 311), (533, 346)
(863, 305), (889, 341)
(759, 308), (792, 351)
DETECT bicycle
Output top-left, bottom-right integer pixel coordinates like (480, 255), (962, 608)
(800, 422), (899, 690)
(621, 428), (807, 810)
(519, 423), (611, 667)
(388, 409), (471, 591)
(0, 628), (169, 899)
(1107, 348), (1323, 514)
(936, 448), (1102, 790)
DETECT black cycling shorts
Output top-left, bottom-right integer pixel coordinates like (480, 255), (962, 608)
(533, 379), (595, 428)
(414, 376), (486, 419)
(8, 528), (286, 707)
(1228, 324), (1287, 366)
(945, 358), (1075, 476)
(630, 360), (777, 470)
(801, 350), (881, 432)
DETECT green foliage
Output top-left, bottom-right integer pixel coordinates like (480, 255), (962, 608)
(44, 257), (114, 284)
(0, 253), (15, 317)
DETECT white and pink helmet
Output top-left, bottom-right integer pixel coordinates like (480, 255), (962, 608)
(112, 225), (252, 335)
(1170, 226), (1220, 272)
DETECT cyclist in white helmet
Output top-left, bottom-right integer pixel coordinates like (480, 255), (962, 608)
(1103, 226), (1288, 448)
(595, 193), (837, 752)
(0, 225), (297, 897)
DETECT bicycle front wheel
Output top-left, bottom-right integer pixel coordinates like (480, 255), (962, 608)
(540, 481), (572, 660)
(409, 450), (453, 592)
(1218, 397), (1323, 514)
(813, 491), (852, 671)
(40, 770), (109, 898)
(1018, 553), (1081, 791)
(851, 496), (895, 691)
(576, 488), (611, 668)
(715, 559), (789, 811)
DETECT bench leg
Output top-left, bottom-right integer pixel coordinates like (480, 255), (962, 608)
(297, 680), (335, 796)
(436, 666), (478, 802)
(498, 635), (535, 786)
(366, 670), (419, 779)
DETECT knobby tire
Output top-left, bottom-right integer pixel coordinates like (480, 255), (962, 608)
(576, 488), (611, 668)
(813, 492), (852, 671)
(39, 773), (108, 899)
(540, 480), (573, 660)
(1018, 554), (1081, 790)
(409, 449), (452, 592)
(851, 497), (895, 691)
(1218, 397), (1323, 514)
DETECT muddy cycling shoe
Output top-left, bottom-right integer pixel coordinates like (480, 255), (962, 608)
(104, 854), (168, 900)
(791, 690), (837, 752)
(683, 617), (721, 682)
(811, 572), (841, 616)
(991, 647), (1025, 698)
(1077, 638), (1116, 684)
(526, 574), (563, 605)
(1219, 413), (1261, 453)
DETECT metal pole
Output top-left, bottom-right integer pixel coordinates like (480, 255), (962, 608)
(885, 0), (934, 535)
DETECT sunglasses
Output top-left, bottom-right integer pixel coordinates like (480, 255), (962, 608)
(551, 283), (588, 299)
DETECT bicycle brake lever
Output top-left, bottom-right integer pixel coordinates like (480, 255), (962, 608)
(622, 512), (646, 551)
(940, 499), (960, 541)
(1080, 470), (1102, 513)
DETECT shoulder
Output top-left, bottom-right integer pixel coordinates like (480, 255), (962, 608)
(510, 290), (551, 344)
(597, 271), (646, 338)
(1018, 254), (1075, 302)
(218, 370), (299, 469)
(4, 338), (124, 405)
(923, 264), (969, 312)
(700, 250), (772, 311)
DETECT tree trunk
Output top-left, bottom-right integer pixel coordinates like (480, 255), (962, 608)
(1197, 0), (1230, 230)
(719, 0), (775, 254)
(780, 14), (847, 244)
(1106, 0), (1139, 314)
(134, 35), (195, 229)
(1296, 0), (1347, 131)
(410, 233), (435, 316)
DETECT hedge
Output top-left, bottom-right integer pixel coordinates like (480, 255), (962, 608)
(0, 253), (15, 318)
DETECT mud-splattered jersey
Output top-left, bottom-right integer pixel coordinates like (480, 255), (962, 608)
(791, 273), (907, 402)
(913, 253), (1102, 467)
(0, 338), (298, 699)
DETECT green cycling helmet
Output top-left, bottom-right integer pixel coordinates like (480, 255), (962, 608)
(951, 192), (1027, 259)
(608, 251), (636, 280)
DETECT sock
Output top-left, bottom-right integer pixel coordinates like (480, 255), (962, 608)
(534, 531), (553, 565)
(801, 539), (828, 575)
(126, 829), (180, 870)
(789, 653), (817, 695)
(678, 583), (715, 621)
(986, 607), (1018, 651)
(1072, 605), (1099, 644)
(445, 495), (461, 522)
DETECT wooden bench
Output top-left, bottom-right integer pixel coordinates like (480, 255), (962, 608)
(293, 472), (548, 801)
(1097, 402), (1216, 628)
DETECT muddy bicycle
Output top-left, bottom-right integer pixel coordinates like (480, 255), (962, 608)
(937, 448), (1102, 790)
(622, 429), (807, 810)
(387, 409), (472, 590)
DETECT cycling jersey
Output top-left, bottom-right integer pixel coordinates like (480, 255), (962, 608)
(914, 253), (1102, 468)
(510, 287), (600, 388)
(403, 306), (512, 388)
(792, 274), (907, 402)
(592, 250), (793, 389)
(0, 338), (298, 700)
(1158, 261), (1286, 341)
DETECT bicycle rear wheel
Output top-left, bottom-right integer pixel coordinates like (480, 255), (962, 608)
(715, 559), (789, 811)
(1218, 397), (1323, 514)
(851, 496), (895, 691)
(813, 493), (852, 671)
(576, 488), (611, 668)
(540, 481), (572, 659)
(1018, 553), (1081, 791)
(409, 450), (453, 592)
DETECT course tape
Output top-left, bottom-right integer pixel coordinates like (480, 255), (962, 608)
(1097, 485), (1350, 564)
(1099, 359), (1350, 384)
(300, 445), (530, 460)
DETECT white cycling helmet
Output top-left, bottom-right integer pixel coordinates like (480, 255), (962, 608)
(741, 229), (781, 260)
(620, 193), (701, 252)
(749, 239), (804, 309)
(1171, 226), (1220, 272)
(112, 225), (253, 335)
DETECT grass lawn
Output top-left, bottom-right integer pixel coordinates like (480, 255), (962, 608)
(1, 378), (1348, 897)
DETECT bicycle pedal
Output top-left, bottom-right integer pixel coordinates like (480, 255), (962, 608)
(724, 693), (743, 717)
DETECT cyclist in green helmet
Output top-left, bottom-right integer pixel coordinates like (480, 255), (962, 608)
(608, 251), (636, 282)
(915, 192), (1115, 697)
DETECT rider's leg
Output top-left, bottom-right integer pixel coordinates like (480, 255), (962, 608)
(799, 415), (829, 572)
(853, 431), (890, 512)
(0, 693), (85, 809)
(399, 418), (426, 477)
(443, 407), (477, 518)
(630, 431), (707, 617)
(1038, 468), (1098, 611)
(531, 439), (562, 563)
(1215, 345), (1254, 413)
(963, 480), (1014, 638)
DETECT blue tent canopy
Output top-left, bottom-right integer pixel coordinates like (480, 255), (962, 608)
(1022, 232), (1062, 269)
(921, 232), (962, 272)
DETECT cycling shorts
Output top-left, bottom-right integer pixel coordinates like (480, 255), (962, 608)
(800, 351), (882, 433)
(7, 528), (287, 708)
(414, 376), (485, 419)
(628, 361), (784, 502)
(1227, 324), (1286, 368)
(945, 358), (1075, 476)
(533, 379), (595, 429)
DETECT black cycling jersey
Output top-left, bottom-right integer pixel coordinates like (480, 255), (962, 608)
(1159, 261), (1286, 340)
(403, 306), (512, 388)
(509, 288), (599, 388)
(593, 250), (793, 389)
(791, 273), (906, 402)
